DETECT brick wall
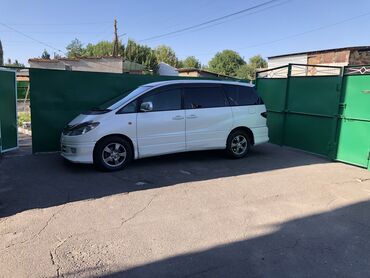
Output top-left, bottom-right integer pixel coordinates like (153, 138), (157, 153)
(307, 50), (350, 66)
(348, 50), (370, 65)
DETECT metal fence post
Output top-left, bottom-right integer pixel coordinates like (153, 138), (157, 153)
(281, 64), (292, 146)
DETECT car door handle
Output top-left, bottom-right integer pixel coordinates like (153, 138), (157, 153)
(186, 114), (198, 119)
(172, 115), (184, 120)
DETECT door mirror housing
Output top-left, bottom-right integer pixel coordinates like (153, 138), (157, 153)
(140, 101), (153, 112)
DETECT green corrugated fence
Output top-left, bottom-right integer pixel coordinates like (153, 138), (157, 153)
(0, 69), (18, 152)
(29, 68), (244, 153)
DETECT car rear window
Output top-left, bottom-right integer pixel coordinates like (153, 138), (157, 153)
(184, 86), (227, 109)
(224, 85), (263, 106)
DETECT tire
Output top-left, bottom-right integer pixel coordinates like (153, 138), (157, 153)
(226, 130), (251, 158)
(93, 136), (133, 171)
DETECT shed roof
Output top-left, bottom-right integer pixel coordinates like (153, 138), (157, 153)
(268, 46), (370, 59)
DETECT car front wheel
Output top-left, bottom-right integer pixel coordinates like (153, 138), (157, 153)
(93, 136), (133, 171)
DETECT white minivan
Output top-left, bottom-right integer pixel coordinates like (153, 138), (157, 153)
(61, 80), (268, 171)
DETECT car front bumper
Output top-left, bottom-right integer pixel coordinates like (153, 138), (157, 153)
(61, 136), (95, 164)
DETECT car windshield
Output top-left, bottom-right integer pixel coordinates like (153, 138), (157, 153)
(96, 85), (153, 111)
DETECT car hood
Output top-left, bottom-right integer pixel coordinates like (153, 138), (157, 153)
(68, 113), (108, 126)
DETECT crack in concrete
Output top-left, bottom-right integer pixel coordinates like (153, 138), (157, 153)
(2, 205), (66, 251)
(32, 205), (66, 239)
(49, 235), (73, 278)
(49, 250), (60, 278)
(119, 194), (158, 228)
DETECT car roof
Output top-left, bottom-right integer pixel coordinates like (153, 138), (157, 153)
(143, 79), (254, 89)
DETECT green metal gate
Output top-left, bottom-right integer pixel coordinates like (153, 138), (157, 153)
(256, 64), (342, 158)
(0, 68), (18, 153)
(336, 66), (370, 169)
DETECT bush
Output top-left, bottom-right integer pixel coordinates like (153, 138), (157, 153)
(18, 112), (31, 127)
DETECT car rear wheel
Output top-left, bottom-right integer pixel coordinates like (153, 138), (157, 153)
(226, 130), (251, 158)
(93, 136), (133, 171)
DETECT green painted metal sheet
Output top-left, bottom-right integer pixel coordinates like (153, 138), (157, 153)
(257, 75), (341, 157)
(256, 78), (287, 112)
(265, 112), (284, 145)
(30, 69), (235, 153)
(336, 74), (370, 169)
(288, 76), (341, 116)
(341, 75), (370, 120)
(0, 69), (17, 152)
(283, 114), (336, 156)
(256, 78), (287, 145)
(17, 80), (29, 100)
(336, 119), (370, 168)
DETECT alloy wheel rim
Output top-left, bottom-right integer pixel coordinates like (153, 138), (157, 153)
(231, 135), (247, 155)
(102, 143), (127, 167)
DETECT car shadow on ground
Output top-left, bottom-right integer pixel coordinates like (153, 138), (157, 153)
(62, 200), (370, 278)
(0, 143), (328, 218)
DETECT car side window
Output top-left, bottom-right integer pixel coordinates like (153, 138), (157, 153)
(224, 85), (263, 106)
(184, 86), (227, 109)
(117, 100), (137, 114)
(140, 88), (182, 112)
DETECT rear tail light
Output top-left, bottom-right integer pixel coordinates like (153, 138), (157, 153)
(261, 112), (268, 118)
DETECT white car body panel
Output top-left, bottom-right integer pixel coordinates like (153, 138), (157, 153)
(60, 80), (269, 164)
(137, 110), (186, 158)
(185, 107), (233, 150)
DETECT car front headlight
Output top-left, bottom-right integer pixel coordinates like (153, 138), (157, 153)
(63, 122), (100, 136)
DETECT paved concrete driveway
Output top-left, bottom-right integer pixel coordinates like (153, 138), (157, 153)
(0, 143), (369, 278)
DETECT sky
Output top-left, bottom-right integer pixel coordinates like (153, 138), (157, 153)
(1, 0), (370, 66)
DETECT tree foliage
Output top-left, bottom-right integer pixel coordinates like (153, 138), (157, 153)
(181, 56), (201, 69)
(84, 40), (122, 57)
(5, 58), (25, 68)
(249, 55), (267, 69)
(0, 40), (3, 66)
(236, 55), (267, 80)
(208, 50), (246, 77)
(154, 45), (178, 67)
(123, 39), (158, 71)
(41, 49), (50, 59)
(66, 38), (84, 58)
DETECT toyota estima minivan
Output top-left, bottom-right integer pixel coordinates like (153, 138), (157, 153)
(61, 80), (268, 171)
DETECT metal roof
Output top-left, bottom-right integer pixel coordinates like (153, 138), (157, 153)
(268, 46), (370, 59)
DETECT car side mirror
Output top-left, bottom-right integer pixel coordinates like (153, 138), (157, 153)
(140, 101), (153, 112)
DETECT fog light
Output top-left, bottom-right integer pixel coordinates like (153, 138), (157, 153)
(71, 147), (77, 154)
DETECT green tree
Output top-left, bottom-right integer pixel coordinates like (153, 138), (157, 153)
(248, 55), (267, 69)
(154, 45), (178, 67)
(66, 38), (84, 58)
(5, 58), (25, 68)
(123, 39), (158, 71)
(208, 50), (245, 76)
(236, 64), (255, 80)
(181, 56), (201, 69)
(84, 40), (123, 57)
(236, 55), (267, 80)
(0, 40), (3, 66)
(41, 49), (50, 59)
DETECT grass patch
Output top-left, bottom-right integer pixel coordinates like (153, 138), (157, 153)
(18, 112), (31, 127)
